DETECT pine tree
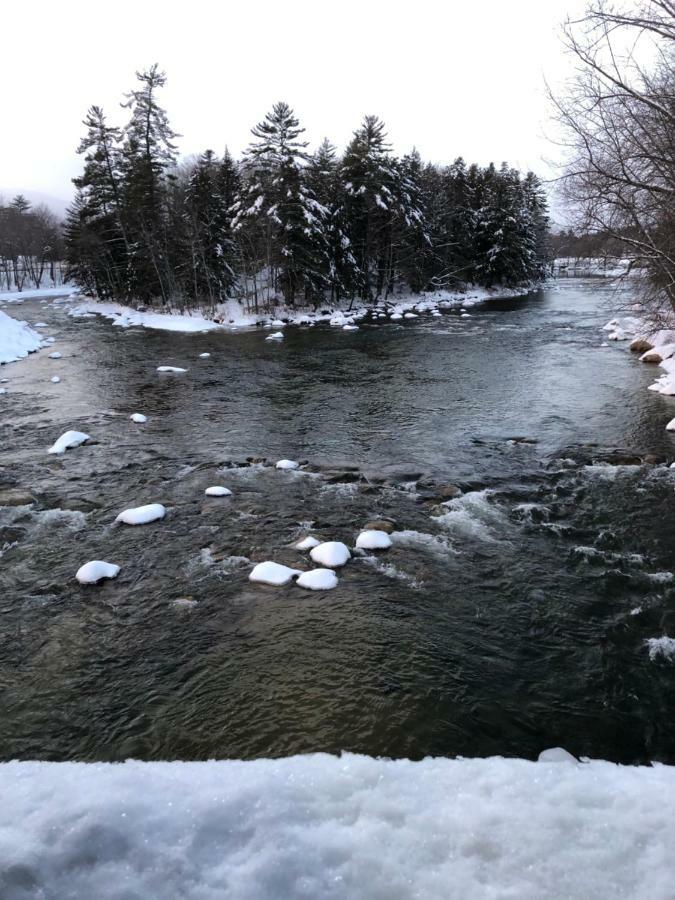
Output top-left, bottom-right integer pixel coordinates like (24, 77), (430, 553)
(232, 102), (328, 306)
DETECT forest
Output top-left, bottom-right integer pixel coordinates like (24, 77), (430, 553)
(0, 195), (64, 291)
(65, 66), (551, 312)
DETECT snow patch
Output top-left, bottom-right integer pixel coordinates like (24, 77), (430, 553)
(76, 560), (120, 585)
(0, 311), (46, 364)
(115, 503), (166, 526)
(47, 430), (91, 455)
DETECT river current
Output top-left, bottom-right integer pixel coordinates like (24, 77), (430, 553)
(2, 280), (675, 764)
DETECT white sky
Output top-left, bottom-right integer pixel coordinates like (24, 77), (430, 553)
(1, 0), (587, 212)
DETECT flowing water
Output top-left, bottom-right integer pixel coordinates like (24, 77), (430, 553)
(2, 281), (675, 765)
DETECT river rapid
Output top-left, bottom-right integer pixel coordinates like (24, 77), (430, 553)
(2, 280), (675, 765)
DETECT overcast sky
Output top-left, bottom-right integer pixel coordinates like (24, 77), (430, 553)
(1, 0), (586, 213)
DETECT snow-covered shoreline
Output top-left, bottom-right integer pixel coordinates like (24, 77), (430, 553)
(603, 314), (675, 402)
(0, 310), (47, 364)
(64, 283), (539, 334)
(2, 751), (674, 899)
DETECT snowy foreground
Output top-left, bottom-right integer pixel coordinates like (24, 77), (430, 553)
(0, 310), (46, 364)
(64, 284), (536, 334)
(2, 753), (674, 900)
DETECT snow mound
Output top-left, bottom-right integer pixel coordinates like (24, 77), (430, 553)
(50, 376), (60, 384)
(48, 351), (62, 359)
(0, 310), (45, 363)
(2, 753), (675, 900)
(130, 413), (147, 424)
(356, 530), (392, 550)
(266, 332), (284, 341)
(205, 486), (232, 497)
(157, 366), (187, 373)
(310, 541), (351, 568)
(47, 430), (91, 455)
(295, 535), (320, 550)
(646, 636), (675, 661)
(76, 560), (120, 585)
(537, 747), (577, 763)
(296, 568), (338, 590)
(276, 459), (299, 470)
(115, 503), (166, 525)
(249, 561), (301, 586)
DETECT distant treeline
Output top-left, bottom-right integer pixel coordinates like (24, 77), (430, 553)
(65, 65), (550, 310)
(0, 195), (65, 291)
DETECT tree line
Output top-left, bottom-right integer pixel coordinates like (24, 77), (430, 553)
(553, 0), (675, 312)
(65, 65), (550, 311)
(0, 195), (64, 291)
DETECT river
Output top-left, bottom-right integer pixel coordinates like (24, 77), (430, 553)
(2, 280), (675, 765)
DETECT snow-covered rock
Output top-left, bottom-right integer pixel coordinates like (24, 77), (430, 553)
(33, 322), (48, 328)
(342, 324), (359, 331)
(157, 366), (187, 373)
(266, 332), (284, 341)
(640, 344), (675, 364)
(47, 430), (91, 455)
(115, 503), (166, 525)
(249, 561), (301, 586)
(130, 413), (147, 423)
(48, 351), (62, 359)
(50, 376), (60, 384)
(295, 536), (320, 550)
(199, 352), (211, 358)
(403, 313), (418, 319)
(310, 541), (351, 568)
(390, 313), (403, 320)
(205, 486), (232, 497)
(276, 459), (299, 470)
(76, 560), (120, 585)
(296, 568), (338, 590)
(0, 387), (6, 395)
(356, 530), (393, 550)
(0, 310), (45, 364)
(537, 747), (577, 763)
(666, 419), (675, 432)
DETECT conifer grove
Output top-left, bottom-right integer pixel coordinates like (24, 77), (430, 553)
(65, 65), (551, 310)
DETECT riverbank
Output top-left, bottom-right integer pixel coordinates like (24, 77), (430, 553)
(2, 751), (673, 899)
(62, 283), (539, 334)
(603, 313), (675, 409)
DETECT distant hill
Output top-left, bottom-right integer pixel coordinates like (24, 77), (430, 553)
(0, 189), (72, 220)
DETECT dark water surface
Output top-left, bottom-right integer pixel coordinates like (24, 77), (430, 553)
(2, 282), (675, 765)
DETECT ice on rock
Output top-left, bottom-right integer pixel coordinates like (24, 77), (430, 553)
(295, 536), (320, 550)
(276, 459), (300, 470)
(296, 568), (338, 590)
(199, 353), (211, 358)
(76, 560), (120, 585)
(130, 413), (147, 424)
(310, 541), (351, 568)
(48, 351), (62, 359)
(47, 430), (91, 455)
(50, 376), (60, 384)
(205, 486), (232, 497)
(157, 366), (187, 373)
(266, 332), (284, 341)
(538, 747), (578, 764)
(249, 561), (301, 586)
(115, 503), (166, 525)
(356, 530), (393, 550)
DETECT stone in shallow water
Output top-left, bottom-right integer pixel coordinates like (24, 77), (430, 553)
(356, 530), (392, 550)
(76, 560), (120, 585)
(296, 568), (338, 591)
(115, 503), (166, 525)
(0, 489), (36, 507)
(363, 519), (395, 534)
(249, 561), (301, 586)
(310, 541), (351, 568)
(205, 486), (232, 497)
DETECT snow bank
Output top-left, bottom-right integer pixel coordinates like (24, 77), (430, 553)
(115, 503), (166, 525)
(2, 753), (675, 900)
(249, 561), (301, 586)
(0, 285), (76, 303)
(69, 301), (224, 332)
(47, 430), (91, 455)
(296, 568), (338, 590)
(75, 560), (120, 585)
(0, 310), (45, 364)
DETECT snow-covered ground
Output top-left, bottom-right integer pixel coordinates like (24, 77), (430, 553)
(1, 752), (674, 899)
(0, 310), (46, 364)
(64, 284), (538, 335)
(0, 284), (76, 303)
(554, 257), (630, 278)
